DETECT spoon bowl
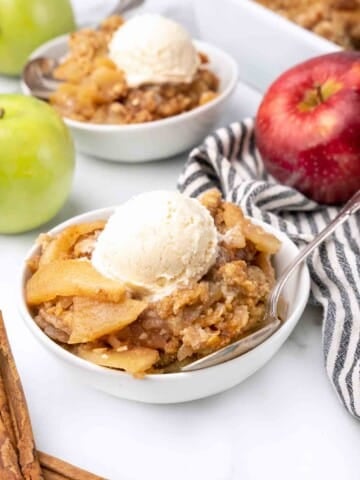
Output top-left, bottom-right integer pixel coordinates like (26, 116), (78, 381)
(22, 57), (61, 100)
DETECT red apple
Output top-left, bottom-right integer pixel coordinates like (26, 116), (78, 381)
(255, 52), (360, 205)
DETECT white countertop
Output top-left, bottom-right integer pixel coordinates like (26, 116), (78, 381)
(0, 2), (359, 478)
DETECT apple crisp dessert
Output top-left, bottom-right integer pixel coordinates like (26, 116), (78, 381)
(25, 190), (281, 375)
(255, 0), (360, 49)
(49, 15), (219, 124)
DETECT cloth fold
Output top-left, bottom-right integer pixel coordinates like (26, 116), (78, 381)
(178, 118), (360, 419)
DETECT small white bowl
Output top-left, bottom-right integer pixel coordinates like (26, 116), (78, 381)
(21, 36), (238, 162)
(18, 206), (310, 404)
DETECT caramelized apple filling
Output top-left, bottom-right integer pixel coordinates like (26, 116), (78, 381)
(25, 190), (281, 375)
(255, 0), (360, 50)
(49, 15), (219, 124)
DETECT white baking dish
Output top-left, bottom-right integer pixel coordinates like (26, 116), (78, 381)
(194, 0), (340, 92)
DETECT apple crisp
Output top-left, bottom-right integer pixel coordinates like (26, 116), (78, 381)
(49, 15), (219, 124)
(255, 0), (360, 49)
(25, 190), (281, 375)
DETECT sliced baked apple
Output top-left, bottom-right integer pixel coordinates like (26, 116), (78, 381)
(243, 221), (281, 254)
(77, 345), (159, 374)
(26, 259), (126, 305)
(68, 296), (147, 344)
(39, 221), (106, 265)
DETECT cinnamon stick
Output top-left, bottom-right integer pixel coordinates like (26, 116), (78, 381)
(39, 452), (104, 480)
(0, 373), (17, 446)
(0, 410), (23, 479)
(0, 367), (26, 479)
(0, 312), (105, 480)
(42, 470), (67, 480)
(0, 312), (43, 480)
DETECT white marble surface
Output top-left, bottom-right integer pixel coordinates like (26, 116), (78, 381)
(0, 1), (359, 478)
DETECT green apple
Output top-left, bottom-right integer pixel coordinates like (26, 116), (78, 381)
(0, 0), (76, 76)
(0, 94), (75, 233)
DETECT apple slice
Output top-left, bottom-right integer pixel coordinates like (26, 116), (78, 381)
(26, 259), (126, 305)
(68, 296), (147, 344)
(77, 345), (159, 375)
(39, 221), (106, 265)
(243, 221), (281, 254)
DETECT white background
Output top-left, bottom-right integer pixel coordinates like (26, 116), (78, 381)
(0, 1), (359, 479)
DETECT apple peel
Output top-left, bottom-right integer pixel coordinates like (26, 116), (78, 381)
(26, 259), (126, 305)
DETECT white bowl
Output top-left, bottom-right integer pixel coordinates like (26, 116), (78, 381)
(18, 206), (310, 404)
(21, 36), (238, 162)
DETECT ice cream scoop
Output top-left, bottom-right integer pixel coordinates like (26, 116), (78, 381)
(108, 14), (200, 87)
(91, 191), (218, 299)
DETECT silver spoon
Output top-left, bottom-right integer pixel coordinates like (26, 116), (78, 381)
(182, 189), (360, 372)
(22, 0), (144, 101)
(109, 0), (145, 17)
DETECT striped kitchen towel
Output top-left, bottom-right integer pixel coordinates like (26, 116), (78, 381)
(178, 118), (360, 419)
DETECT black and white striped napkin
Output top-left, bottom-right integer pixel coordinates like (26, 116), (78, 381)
(178, 118), (360, 419)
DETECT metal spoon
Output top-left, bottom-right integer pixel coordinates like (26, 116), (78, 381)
(22, 58), (61, 101)
(182, 189), (360, 372)
(22, 0), (144, 101)
(109, 0), (145, 17)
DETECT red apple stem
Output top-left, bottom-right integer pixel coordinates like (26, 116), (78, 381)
(315, 85), (324, 103)
(0, 108), (4, 119)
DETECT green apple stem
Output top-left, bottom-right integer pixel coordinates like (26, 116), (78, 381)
(0, 108), (4, 119)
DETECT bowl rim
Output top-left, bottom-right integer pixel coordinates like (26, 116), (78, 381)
(18, 205), (311, 381)
(22, 37), (239, 132)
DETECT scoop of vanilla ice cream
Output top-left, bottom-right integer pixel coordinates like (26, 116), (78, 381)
(108, 14), (200, 87)
(91, 191), (218, 299)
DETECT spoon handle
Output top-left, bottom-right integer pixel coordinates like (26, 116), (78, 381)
(110, 0), (145, 16)
(181, 319), (281, 372)
(78, 0), (145, 28)
(269, 190), (360, 319)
